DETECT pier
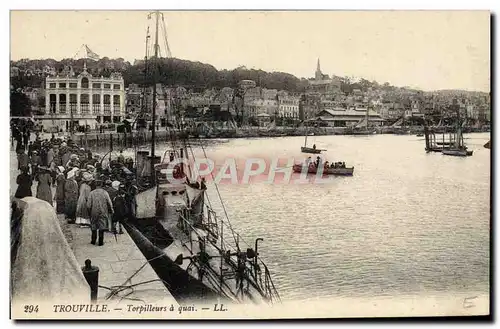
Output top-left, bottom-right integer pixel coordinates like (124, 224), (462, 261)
(10, 149), (176, 308)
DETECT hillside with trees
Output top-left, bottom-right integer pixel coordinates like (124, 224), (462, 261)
(11, 57), (308, 92)
(11, 57), (489, 101)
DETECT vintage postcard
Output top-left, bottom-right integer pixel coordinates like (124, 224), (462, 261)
(9, 10), (490, 320)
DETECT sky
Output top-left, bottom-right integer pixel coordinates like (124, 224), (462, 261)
(10, 10), (490, 92)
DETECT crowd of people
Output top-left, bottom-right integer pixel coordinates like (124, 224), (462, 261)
(13, 125), (137, 247)
(304, 156), (347, 170)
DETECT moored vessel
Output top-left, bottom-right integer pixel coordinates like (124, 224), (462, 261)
(126, 11), (281, 305)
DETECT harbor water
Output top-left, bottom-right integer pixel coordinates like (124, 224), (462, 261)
(126, 133), (490, 303)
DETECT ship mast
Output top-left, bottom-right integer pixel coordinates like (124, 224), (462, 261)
(150, 11), (160, 185)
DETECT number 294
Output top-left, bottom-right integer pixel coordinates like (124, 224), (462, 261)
(24, 305), (39, 313)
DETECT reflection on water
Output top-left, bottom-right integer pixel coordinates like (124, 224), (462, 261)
(124, 133), (491, 302)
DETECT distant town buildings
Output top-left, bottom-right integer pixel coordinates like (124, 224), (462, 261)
(308, 59), (342, 95)
(10, 57), (491, 129)
(315, 108), (384, 127)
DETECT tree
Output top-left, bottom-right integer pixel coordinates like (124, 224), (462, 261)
(10, 90), (32, 117)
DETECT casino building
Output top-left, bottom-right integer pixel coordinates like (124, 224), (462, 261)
(42, 64), (125, 131)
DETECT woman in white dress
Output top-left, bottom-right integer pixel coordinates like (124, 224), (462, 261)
(75, 172), (93, 227)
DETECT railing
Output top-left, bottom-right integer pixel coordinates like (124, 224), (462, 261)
(92, 104), (101, 115)
(80, 103), (90, 114)
(104, 104), (111, 115)
(59, 104), (67, 114)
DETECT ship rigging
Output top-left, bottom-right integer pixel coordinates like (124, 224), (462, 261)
(124, 11), (281, 304)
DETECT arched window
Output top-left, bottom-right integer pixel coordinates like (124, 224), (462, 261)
(81, 77), (89, 89)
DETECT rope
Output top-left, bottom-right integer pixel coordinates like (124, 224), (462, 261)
(102, 253), (169, 301)
(198, 143), (238, 247)
(161, 15), (172, 58)
(99, 278), (170, 304)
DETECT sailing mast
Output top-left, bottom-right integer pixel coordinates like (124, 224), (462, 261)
(366, 106), (369, 131)
(150, 11), (160, 185)
(455, 102), (462, 149)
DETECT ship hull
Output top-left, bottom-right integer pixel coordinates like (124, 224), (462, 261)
(123, 218), (224, 303)
(442, 149), (473, 157)
(293, 164), (354, 176)
(301, 146), (322, 154)
(129, 185), (274, 305)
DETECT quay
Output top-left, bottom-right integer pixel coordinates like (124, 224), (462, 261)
(48, 125), (490, 151)
(10, 149), (177, 311)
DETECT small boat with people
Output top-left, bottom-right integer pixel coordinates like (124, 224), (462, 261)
(293, 155), (354, 176)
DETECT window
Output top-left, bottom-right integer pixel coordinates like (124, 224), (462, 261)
(81, 77), (89, 88)
(69, 83), (77, 88)
(81, 94), (89, 114)
(103, 95), (111, 104)
(113, 84), (121, 90)
(59, 83), (66, 89)
(49, 83), (56, 88)
(49, 94), (56, 113)
(113, 95), (120, 105)
(92, 94), (100, 104)
(69, 94), (77, 111)
(59, 94), (67, 113)
(92, 83), (101, 89)
(104, 84), (111, 89)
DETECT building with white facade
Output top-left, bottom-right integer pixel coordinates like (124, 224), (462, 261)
(314, 108), (384, 127)
(43, 66), (125, 131)
(244, 98), (278, 118)
(277, 94), (299, 119)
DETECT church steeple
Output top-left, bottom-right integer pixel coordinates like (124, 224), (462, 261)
(315, 58), (322, 81)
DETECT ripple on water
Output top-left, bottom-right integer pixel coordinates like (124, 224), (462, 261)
(138, 133), (490, 301)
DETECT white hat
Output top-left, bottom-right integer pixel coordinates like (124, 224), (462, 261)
(57, 166), (65, 173)
(67, 168), (78, 180)
(112, 181), (121, 190)
(82, 172), (94, 182)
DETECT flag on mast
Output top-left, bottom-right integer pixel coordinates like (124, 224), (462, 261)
(85, 44), (100, 60)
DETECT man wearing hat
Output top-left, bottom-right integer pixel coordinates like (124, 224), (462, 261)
(87, 179), (114, 246)
(110, 181), (124, 234)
